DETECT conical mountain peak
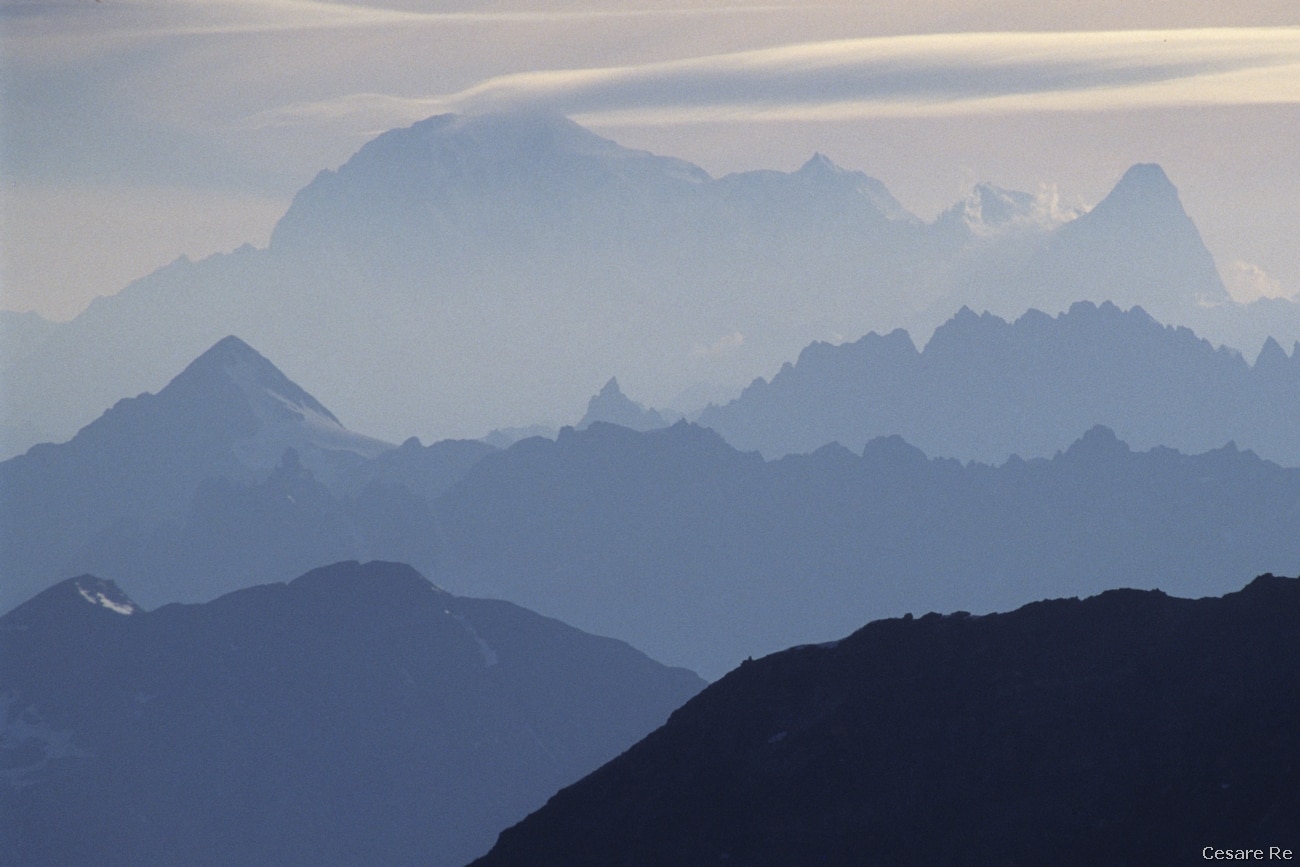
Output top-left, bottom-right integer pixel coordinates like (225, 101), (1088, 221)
(798, 152), (841, 175)
(169, 335), (340, 427)
(1089, 163), (1184, 221)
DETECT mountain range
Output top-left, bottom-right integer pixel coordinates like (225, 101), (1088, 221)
(5, 334), (1298, 678)
(0, 560), (703, 866)
(473, 574), (1300, 866)
(697, 300), (1300, 464)
(5, 111), (1296, 459)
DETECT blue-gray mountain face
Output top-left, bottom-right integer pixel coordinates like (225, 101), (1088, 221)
(698, 301), (1300, 464)
(5, 112), (1296, 458)
(5, 335), (1297, 678)
(0, 336), (492, 612)
(0, 561), (704, 867)
(434, 421), (1299, 678)
(471, 575), (1300, 867)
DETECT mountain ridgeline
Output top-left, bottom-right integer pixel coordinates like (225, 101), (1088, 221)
(472, 575), (1300, 866)
(4, 334), (1298, 678)
(5, 112), (1297, 459)
(698, 301), (1300, 464)
(0, 561), (703, 867)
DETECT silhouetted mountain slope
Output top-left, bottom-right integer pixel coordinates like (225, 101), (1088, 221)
(473, 574), (1300, 867)
(9, 110), (1288, 460)
(698, 301), (1300, 463)
(0, 561), (703, 867)
(0, 337), (493, 612)
(8, 350), (1298, 678)
(435, 421), (1300, 678)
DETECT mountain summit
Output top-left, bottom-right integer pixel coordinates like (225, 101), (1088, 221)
(1022, 163), (1229, 311)
(0, 336), (393, 611)
(156, 334), (390, 468)
(3, 112), (1285, 455)
(0, 560), (704, 867)
(576, 378), (672, 432)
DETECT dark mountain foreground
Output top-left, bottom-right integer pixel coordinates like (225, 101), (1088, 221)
(474, 574), (1300, 866)
(0, 561), (703, 867)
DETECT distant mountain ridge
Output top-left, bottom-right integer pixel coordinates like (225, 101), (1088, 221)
(5, 335), (1299, 677)
(6, 111), (1293, 458)
(0, 560), (703, 867)
(0, 334), (500, 614)
(472, 574), (1300, 866)
(698, 301), (1300, 464)
(434, 420), (1300, 677)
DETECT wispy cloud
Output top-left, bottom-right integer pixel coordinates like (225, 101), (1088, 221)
(408, 27), (1300, 123)
(694, 331), (745, 359)
(1224, 260), (1295, 304)
(0, 0), (793, 45)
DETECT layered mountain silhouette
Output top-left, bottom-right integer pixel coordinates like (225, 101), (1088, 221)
(0, 561), (704, 867)
(0, 336), (489, 612)
(6, 337), (1299, 677)
(435, 421), (1300, 677)
(697, 301), (1300, 464)
(473, 574), (1300, 866)
(6, 111), (1292, 459)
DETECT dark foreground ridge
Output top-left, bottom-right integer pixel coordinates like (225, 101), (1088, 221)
(473, 575), (1300, 866)
(0, 561), (703, 867)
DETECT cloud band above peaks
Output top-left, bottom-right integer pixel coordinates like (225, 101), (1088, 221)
(430, 28), (1300, 123)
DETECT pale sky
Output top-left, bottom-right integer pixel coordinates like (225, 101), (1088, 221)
(2, 1), (1298, 320)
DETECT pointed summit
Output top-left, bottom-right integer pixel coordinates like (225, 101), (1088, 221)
(77, 334), (393, 472)
(797, 152), (840, 176)
(577, 377), (671, 432)
(168, 335), (341, 427)
(1023, 163), (1229, 313)
(1088, 163), (1184, 222)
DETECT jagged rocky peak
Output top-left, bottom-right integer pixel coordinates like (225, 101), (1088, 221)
(577, 377), (670, 432)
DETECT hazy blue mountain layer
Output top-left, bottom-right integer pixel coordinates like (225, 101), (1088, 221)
(473, 574), (1300, 866)
(697, 300), (1300, 464)
(5, 335), (1299, 676)
(0, 561), (704, 867)
(6, 111), (1293, 459)
(435, 421), (1300, 677)
(0, 336), (502, 612)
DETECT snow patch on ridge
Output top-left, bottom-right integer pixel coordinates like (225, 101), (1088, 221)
(76, 584), (136, 615)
